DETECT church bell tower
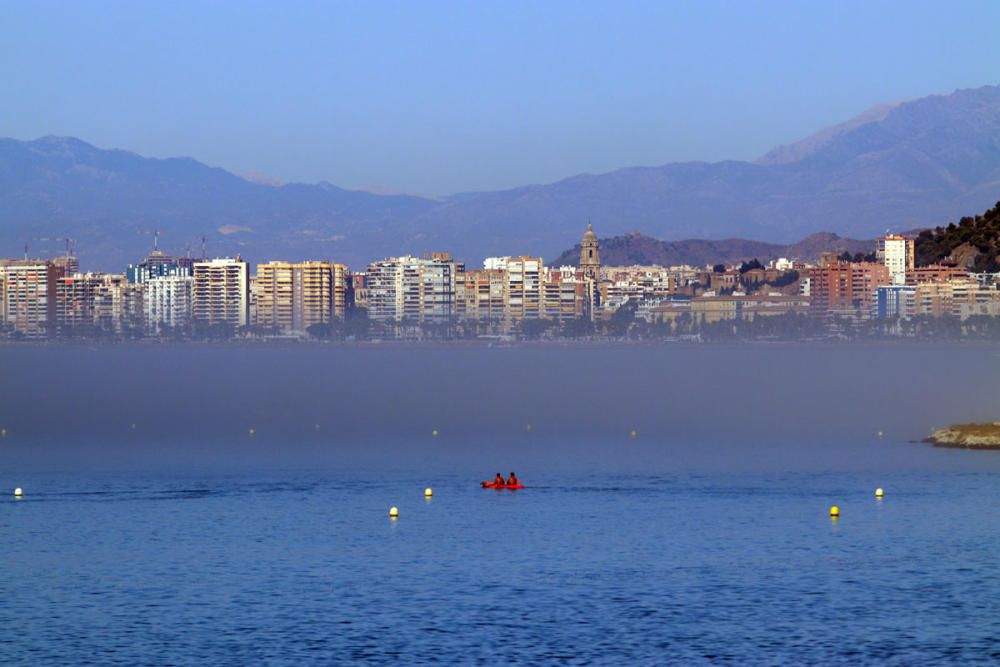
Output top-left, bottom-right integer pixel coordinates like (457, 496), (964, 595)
(580, 222), (601, 280)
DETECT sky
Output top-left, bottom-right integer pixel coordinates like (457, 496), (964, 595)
(3, 0), (999, 195)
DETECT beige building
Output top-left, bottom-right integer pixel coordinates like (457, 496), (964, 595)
(914, 279), (1000, 319)
(192, 258), (250, 328)
(255, 261), (348, 332)
(456, 268), (507, 322)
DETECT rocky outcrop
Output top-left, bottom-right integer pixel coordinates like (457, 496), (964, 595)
(924, 423), (1000, 449)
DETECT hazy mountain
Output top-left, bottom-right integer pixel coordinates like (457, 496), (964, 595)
(551, 231), (872, 268)
(1, 85), (998, 271)
(0, 136), (437, 270)
(413, 85), (1000, 261)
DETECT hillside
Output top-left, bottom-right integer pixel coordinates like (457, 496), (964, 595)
(1, 85), (999, 271)
(914, 201), (1000, 271)
(551, 231), (872, 267)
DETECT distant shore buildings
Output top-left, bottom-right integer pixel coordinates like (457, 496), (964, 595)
(1, 225), (999, 340)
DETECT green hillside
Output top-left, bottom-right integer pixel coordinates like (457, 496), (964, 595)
(915, 202), (1000, 272)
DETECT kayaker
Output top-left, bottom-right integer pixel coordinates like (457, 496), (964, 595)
(507, 472), (519, 486)
(494, 473), (505, 486)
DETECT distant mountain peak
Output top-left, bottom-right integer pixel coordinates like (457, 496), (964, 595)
(756, 101), (902, 165)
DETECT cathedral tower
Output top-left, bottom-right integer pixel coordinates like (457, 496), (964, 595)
(579, 222), (601, 280)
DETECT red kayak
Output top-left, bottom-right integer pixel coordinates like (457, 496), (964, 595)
(481, 481), (524, 490)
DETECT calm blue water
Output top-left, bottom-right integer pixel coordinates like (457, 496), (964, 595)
(1, 344), (999, 664)
(2, 464), (998, 665)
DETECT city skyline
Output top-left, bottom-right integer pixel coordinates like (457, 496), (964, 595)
(3, 218), (999, 341)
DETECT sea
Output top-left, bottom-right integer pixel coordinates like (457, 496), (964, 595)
(1, 343), (998, 665)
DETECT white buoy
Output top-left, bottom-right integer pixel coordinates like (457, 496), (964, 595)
(13, 487), (23, 498)
(432, 429), (439, 437)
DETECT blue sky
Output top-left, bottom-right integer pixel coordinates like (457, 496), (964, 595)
(3, 0), (998, 195)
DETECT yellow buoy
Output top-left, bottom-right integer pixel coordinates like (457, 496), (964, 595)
(829, 505), (840, 518)
(630, 430), (638, 439)
(389, 506), (399, 518)
(14, 487), (23, 498)
(875, 488), (884, 498)
(424, 488), (433, 498)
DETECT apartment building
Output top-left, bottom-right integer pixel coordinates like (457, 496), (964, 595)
(192, 258), (249, 328)
(366, 254), (459, 322)
(255, 261), (348, 332)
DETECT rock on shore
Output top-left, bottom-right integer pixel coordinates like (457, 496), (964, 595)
(924, 423), (1000, 449)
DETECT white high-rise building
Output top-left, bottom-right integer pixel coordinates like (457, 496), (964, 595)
(877, 234), (915, 286)
(366, 254), (458, 322)
(192, 258), (249, 328)
(144, 275), (194, 334)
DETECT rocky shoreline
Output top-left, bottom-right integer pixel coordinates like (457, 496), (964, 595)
(923, 422), (1000, 449)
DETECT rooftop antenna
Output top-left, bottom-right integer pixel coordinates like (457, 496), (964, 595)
(201, 236), (207, 260)
(153, 229), (160, 252)
(185, 243), (192, 259)
(23, 241), (28, 260)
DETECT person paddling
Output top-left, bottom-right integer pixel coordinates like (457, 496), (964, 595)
(494, 472), (505, 487)
(507, 472), (519, 486)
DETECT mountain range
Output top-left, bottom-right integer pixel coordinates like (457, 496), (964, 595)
(1, 84), (999, 271)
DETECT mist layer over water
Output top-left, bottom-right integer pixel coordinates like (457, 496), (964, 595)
(1, 343), (998, 664)
(1, 343), (998, 474)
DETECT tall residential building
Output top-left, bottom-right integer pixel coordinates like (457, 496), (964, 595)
(580, 223), (601, 280)
(0, 261), (59, 337)
(456, 268), (506, 322)
(55, 273), (142, 335)
(542, 268), (589, 321)
(504, 257), (544, 321)
(877, 234), (915, 286)
(366, 254), (458, 322)
(192, 258), (249, 328)
(255, 261), (348, 333)
(808, 262), (892, 319)
(143, 275), (194, 334)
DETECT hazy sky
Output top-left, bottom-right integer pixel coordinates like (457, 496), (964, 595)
(3, 1), (998, 195)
